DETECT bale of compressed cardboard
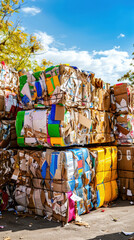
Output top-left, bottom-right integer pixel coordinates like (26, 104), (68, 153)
(0, 62), (19, 92)
(118, 177), (134, 200)
(19, 65), (111, 111)
(0, 89), (19, 119)
(113, 83), (134, 114)
(12, 148), (94, 222)
(12, 146), (118, 222)
(16, 108), (114, 148)
(114, 114), (134, 145)
(117, 146), (134, 171)
(0, 63), (19, 119)
(117, 146), (134, 200)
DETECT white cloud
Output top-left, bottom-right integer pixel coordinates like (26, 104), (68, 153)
(35, 32), (131, 85)
(117, 33), (125, 38)
(114, 46), (120, 49)
(22, 7), (41, 16)
(34, 31), (54, 51)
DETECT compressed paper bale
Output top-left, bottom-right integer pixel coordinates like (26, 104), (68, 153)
(113, 83), (134, 114)
(12, 147), (95, 222)
(0, 63), (19, 92)
(19, 64), (111, 111)
(16, 108), (114, 147)
(117, 146), (134, 171)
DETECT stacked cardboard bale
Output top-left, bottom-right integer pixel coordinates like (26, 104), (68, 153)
(16, 65), (114, 147)
(0, 63), (119, 222)
(113, 83), (134, 201)
(19, 65), (111, 110)
(0, 62), (18, 149)
(12, 148), (93, 222)
(15, 108), (114, 147)
(0, 62), (18, 195)
(11, 64), (118, 222)
(112, 83), (134, 145)
(12, 146), (118, 222)
(117, 146), (134, 200)
(0, 62), (19, 119)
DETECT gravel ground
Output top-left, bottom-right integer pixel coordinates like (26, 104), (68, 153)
(0, 199), (134, 240)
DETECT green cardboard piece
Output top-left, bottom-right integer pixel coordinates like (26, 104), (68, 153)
(16, 111), (25, 137)
(33, 71), (42, 80)
(17, 137), (25, 147)
(48, 124), (60, 137)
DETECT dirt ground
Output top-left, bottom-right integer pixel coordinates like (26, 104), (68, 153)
(0, 199), (134, 240)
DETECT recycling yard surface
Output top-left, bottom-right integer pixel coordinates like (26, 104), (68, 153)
(0, 200), (134, 240)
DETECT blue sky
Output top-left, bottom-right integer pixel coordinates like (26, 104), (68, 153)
(17, 0), (134, 83)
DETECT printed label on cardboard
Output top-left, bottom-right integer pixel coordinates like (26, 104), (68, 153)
(127, 150), (131, 160)
(127, 189), (132, 196)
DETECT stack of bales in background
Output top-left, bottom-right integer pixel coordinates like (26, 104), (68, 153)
(117, 146), (134, 201)
(0, 62), (18, 211)
(0, 62), (19, 119)
(112, 83), (134, 145)
(0, 62), (18, 188)
(0, 62), (18, 149)
(112, 83), (134, 201)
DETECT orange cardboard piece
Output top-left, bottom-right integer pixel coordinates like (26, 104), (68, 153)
(55, 105), (65, 121)
(79, 113), (91, 129)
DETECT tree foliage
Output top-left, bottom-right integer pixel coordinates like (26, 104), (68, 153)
(118, 49), (134, 85)
(0, 0), (50, 71)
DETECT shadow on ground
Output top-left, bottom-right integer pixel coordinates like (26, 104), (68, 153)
(0, 211), (61, 232)
(88, 232), (134, 240)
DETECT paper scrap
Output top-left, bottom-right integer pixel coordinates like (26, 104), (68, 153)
(70, 193), (83, 202)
